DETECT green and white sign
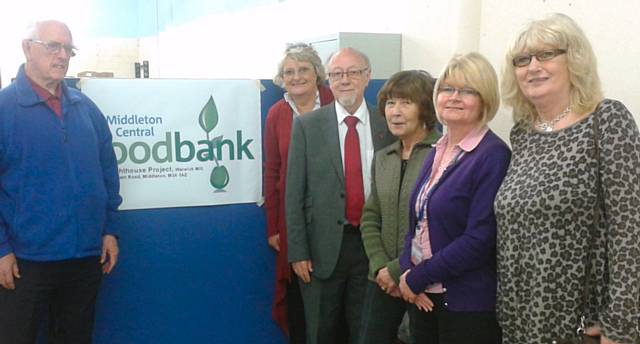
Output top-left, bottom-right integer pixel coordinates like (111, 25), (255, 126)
(81, 79), (262, 210)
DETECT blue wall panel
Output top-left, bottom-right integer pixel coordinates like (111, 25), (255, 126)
(92, 204), (281, 343)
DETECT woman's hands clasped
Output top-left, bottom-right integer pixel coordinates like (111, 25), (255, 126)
(399, 270), (434, 312)
(376, 267), (401, 298)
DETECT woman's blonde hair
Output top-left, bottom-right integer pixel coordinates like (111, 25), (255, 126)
(434, 52), (500, 125)
(501, 13), (603, 123)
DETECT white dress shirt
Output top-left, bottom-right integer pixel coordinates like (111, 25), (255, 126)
(335, 100), (374, 199)
(283, 90), (321, 116)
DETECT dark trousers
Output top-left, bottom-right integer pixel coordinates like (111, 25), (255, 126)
(409, 293), (501, 344)
(358, 280), (407, 344)
(299, 229), (368, 344)
(0, 256), (103, 344)
(287, 276), (306, 344)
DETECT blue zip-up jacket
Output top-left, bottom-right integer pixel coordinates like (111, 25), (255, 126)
(0, 65), (122, 261)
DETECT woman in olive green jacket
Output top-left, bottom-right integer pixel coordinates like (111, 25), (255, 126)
(358, 70), (440, 344)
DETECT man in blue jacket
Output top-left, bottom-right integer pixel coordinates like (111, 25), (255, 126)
(0, 20), (122, 343)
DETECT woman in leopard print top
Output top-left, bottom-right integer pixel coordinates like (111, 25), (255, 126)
(495, 13), (640, 344)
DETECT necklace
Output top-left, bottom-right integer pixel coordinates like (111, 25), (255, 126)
(535, 107), (571, 132)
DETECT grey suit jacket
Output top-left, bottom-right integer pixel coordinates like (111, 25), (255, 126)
(286, 101), (395, 279)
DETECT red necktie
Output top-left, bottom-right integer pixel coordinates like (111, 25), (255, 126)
(344, 116), (364, 226)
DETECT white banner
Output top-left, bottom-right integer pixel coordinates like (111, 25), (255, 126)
(80, 79), (262, 210)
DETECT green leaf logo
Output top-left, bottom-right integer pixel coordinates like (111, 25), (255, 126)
(210, 165), (230, 190)
(199, 96), (219, 134)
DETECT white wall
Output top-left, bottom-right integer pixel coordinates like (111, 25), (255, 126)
(478, 0), (640, 141)
(71, 38), (139, 78)
(140, 0), (414, 79)
(140, 0), (640, 142)
(2, 0), (638, 143)
(0, 2), (138, 85)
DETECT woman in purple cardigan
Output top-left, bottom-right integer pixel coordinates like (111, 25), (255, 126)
(398, 52), (511, 344)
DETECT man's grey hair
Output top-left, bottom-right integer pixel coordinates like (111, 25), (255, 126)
(23, 20), (72, 41)
(325, 47), (371, 70)
(24, 22), (40, 40)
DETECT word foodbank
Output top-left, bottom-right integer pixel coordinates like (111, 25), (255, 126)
(113, 131), (254, 164)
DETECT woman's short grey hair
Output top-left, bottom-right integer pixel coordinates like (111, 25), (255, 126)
(434, 52), (500, 126)
(273, 43), (326, 88)
(501, 13), (603, 124)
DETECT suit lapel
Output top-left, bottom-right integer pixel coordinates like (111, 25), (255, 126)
(367, 105), (391, 150)
(323, 104), (345, 186)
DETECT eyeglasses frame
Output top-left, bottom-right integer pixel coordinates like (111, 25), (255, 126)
(30, 39), (77, 57)
(512, 49), (567, 67)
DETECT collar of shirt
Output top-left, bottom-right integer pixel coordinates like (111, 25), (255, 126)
(335, 99), (369, 126)
(284, 90), (321, 116)
(390, 129), (442, 156)
(435, 125), (489, 153)
(26, 76), (62, 117)
(27, 77), (61, 101)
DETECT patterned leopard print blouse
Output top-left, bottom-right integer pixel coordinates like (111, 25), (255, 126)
(495, 99), (640, 344)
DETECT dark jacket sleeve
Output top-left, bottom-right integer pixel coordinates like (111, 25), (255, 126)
(88, 97), (123, 237)
(285, 116), (310, 262)
(360, 154), (391, 279)
(263, 103), (285, 238)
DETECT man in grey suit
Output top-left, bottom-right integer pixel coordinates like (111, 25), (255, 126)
(286, 48), (394, 344)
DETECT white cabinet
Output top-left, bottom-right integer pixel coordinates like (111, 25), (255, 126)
(301, 32), (402, 79)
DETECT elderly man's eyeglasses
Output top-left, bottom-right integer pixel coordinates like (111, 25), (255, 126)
(327, 68), (368, 81)
(437, 86), (479, 98)
(30, 40), (77, 57)
(512, 49), (566, 67)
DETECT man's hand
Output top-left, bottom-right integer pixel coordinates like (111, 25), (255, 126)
(0, 253), (20, 290)
(292, 260), (313, 283)
(101, 235), (119, 274)
(267, 234), (280, 252)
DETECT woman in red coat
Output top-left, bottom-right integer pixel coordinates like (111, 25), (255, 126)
(263, 43), (334, 343)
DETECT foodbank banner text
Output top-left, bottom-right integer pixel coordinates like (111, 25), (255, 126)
(81, 79), (262, 210)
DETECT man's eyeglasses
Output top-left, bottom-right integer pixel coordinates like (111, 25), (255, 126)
(327, 68), (368, 81)
(282, 66), (314, 78)
(512, 49), (566, 67)
(30, 40), (77, 57)
(437, 86), (480, 98)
